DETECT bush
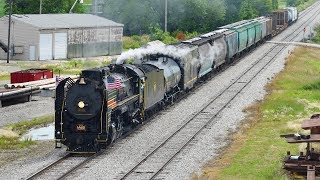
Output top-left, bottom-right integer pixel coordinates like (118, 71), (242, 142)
(312, 24), (320, 43)
(150, 27), (179, 44)
(123, 35), (150, 50)
(123, 28), (200, 49)
(186, 31), (199, 39)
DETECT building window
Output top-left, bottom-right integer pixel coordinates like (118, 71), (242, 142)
(97, 5), (103, 13)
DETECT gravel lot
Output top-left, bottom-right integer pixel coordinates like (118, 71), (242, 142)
(0, 3), (319, 179)
(0, 96), (54, 127)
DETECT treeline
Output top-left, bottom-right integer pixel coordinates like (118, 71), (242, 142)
(103, 0), (279, 35)
(1, 0), (311, 36)
(0, 0), (5, 17)
(3, 0), (85, 15)
(286, 0), (310, 6)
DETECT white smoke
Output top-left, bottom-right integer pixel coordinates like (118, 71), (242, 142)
(116, 40), (192, 64)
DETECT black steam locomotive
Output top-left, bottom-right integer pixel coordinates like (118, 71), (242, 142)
(55, 56), (182, 152)
(55, 7), (298, 153)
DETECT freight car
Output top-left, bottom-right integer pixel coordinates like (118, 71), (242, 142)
(272, 7), (298, 35)
(55, 7), (298, 153)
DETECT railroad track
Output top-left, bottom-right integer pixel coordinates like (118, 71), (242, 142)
(25, 2), (320, 180)
(119, 3), (320, 180)
(27, 153), (101, 180)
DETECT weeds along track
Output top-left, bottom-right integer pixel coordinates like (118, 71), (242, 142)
(27, 153), (101, 180)
(119, 3), (320, 180)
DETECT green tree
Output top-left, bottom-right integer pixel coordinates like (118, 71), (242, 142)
(286, 0), (302, 6)
(102, 0), (226, 35)
(5, 0), (85, 14)
(103, 0), (161, 35)
(0, 0), (5, 17)
(272, 0), (278, 10)
(224, 0), (242, 23)
(166, 0), (226, 32)
(254, 0), (273, 16)
(240, 0), (258, 19)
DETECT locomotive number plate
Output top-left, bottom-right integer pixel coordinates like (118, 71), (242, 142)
(76, 124), (86, 131)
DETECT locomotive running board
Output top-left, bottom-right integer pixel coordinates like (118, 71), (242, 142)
(115, 94), (139, 109)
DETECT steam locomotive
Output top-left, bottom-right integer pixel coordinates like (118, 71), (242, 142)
(55, 7), (298, 153)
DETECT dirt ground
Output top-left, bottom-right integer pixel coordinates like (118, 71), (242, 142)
(0, 141), (55, 168)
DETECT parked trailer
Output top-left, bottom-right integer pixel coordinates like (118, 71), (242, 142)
(10, 69), (53, 84)
(0, 87), (40, 107)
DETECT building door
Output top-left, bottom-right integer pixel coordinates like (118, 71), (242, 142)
(29, 46), (36, 60)
(39, 34), (53, 60)
(54, 33), (67, 59)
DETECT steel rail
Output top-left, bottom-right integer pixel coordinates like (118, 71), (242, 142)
(26, 152), (101, 180)
(27, 154), (71, 180)
(120, 3), (320, 179)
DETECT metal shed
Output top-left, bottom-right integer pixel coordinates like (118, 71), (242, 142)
(0, 14), (123, 61)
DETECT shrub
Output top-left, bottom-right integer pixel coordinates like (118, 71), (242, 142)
(123, 35), (150, 50)
(312, 24), (320, 43)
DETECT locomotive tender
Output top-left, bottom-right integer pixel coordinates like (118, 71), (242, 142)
(55, 7), (298, 153)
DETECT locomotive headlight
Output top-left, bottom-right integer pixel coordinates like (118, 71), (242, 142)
(78, 101), (85, 109)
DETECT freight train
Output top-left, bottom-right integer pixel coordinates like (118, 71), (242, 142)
(55, 7), (298, 153)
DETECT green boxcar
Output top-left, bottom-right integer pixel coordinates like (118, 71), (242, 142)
(244, 21), (258, 47)
(254, 17), (267, 40)
(220, 20), (249, 53)
(216, 29), (238, 62)
(253, 20), (262, 43)
(220, 20), (261, 54)
(254, 17), (273, 40)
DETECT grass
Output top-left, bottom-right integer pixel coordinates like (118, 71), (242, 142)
(0, 137), (34, 149)
(277, 0), (318, 11)
(297, 0), (319, 11)
(0, 69), (10, 81)
(195, 47), (320, 179)
(0, 115), (54, 149)
(83, 0), (92, 4)
(0, 74), (9, 81)
(7, 115), (54, 135)
(42, 59), (111, 75)
(1, 59), (111, 76)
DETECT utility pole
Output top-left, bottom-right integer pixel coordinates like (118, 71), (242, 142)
(40, 0), (42, 14)
(165, 0), (168, 32)
(7, 0), (13, 64)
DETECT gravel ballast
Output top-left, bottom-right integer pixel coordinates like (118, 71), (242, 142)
(0, 2), (319, 179)
(71, 4), (320, 179)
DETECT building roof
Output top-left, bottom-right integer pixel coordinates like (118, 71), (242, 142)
(8, 14), (123, 30)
